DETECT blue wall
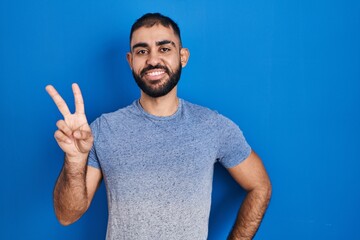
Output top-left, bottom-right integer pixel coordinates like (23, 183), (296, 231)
(1, 0), (359, 239)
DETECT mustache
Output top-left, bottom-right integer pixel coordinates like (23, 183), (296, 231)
(140, 64), (170, 77)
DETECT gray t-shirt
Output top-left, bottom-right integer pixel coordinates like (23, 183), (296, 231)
(88, 99), (251, 240)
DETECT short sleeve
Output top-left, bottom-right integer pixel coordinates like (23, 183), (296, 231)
(216, 115), (251, 168)
(87, 118), (101, 169)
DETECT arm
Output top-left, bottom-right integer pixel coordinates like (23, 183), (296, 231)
(54, 163), (102, 225)
(46, 83), (102, 225)
(227, 151), (272, 240)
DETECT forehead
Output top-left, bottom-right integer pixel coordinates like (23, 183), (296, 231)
(130, 25), (180, 47)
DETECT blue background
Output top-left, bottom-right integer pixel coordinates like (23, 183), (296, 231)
(1, 0), (359, 239)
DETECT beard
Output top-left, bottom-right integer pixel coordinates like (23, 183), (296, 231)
(132, 62), (182, 98)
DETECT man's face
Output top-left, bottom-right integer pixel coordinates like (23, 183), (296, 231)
(127, 25), (189, 98)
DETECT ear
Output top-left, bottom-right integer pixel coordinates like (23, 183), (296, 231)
(180, 48), (190, 67)
(126, 52), (133, 69)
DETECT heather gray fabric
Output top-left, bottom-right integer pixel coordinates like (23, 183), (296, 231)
(88, 99), (251, 240)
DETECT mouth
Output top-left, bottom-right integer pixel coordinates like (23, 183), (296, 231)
(146, 69), (165, 76)
(143, 69), (167, 81)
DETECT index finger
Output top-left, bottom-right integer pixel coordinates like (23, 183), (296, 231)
(45, 85), (71, 117)
(72, 83), (85, 114)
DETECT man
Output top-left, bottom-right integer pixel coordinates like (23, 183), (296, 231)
(46, 13), (271, 240)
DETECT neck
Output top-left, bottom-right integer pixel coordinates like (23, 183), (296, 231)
(139, 88), (179, 117)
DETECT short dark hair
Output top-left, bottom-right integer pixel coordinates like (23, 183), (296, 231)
(130, 13), (182, 47)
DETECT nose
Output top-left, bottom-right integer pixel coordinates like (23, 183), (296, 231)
(146, 51), (161, 66)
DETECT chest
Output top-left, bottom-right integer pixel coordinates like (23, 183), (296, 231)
(94, 121), (219, 200)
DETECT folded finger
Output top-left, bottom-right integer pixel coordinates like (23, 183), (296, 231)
(46, 85), (71, 117)
(73, 130), (92, 140)
(54, 130), (72, 144)
(56, 120), (72, 137)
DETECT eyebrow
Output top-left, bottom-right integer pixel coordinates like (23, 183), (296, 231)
(131, 40), (176, 51)
(132, 42), (149, 51)
(156, 40), (176, 47)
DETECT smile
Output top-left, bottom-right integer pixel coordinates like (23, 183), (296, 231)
(146, 70), (165, 76)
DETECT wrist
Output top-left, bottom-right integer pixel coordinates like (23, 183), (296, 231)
(65, 153), (88, 165)
(63, 155), (88, 180)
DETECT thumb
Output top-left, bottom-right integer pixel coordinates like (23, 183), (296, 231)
(73, 130), (92, 140)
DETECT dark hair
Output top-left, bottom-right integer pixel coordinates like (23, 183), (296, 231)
(130, 13), (182, 46)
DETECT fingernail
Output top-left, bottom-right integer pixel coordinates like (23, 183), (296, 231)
(74, 131), (80, 138)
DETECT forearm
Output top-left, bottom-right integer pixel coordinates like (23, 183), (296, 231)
(228, 186), (272, 240)
(53, 155), (89, 225)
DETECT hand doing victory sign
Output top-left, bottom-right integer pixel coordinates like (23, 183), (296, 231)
(46, 83), (93, 161)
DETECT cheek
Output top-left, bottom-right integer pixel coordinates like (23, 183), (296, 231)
(131, 59), (145, 72)
(168, 56), (181, 70)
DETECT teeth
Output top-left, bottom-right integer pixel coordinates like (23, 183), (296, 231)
(147, 71), (164, 76)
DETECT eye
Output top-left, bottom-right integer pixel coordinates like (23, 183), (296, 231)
(136, 49), (148, 55)
(160, 47), (171, 53)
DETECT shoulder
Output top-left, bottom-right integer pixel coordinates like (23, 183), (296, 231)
(96, 101), (138, 120)
(182, 100), (219, 119)
(182, 99), (238, 128)
(89, 101), (139, 132)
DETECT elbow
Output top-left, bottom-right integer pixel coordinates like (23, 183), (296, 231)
(251, 178), (272, 203)
(56, 213), (82, 226)
(55, 207), (86, 226)
(58, 218), (74, 226)
(262, 177), (272, 202)
(263, 179), (272, 206)
(266, 183), (272, 203)
(55, 210), (75, 226)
